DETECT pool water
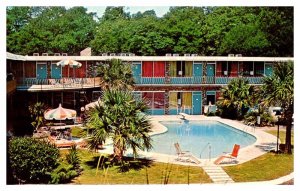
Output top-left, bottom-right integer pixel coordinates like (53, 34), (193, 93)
(151, 120), (256, 159)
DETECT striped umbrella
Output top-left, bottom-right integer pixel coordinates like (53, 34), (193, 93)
(56, 59), (82, 68)
(44, 103), (77, 120)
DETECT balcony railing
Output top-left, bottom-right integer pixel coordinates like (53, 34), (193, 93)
(134, 76), (264, 85)
(17, 77), (101, 90)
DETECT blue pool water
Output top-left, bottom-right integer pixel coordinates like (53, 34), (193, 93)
(151, 120), (256, 159)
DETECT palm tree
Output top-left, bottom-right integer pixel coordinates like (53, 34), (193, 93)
(86, 89), (152, 163)
(261, 61), (293, 154)
(217, 78), (255, 119)
(90, 58), (135, 90)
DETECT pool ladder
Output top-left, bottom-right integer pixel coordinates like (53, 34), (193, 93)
(199, 142), (211, 161)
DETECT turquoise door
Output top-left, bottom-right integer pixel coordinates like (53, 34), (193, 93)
(193, 63), (203, 83)
(264, 63), (273, 77)
(207, 63), (215, 83)
(192, 92), (202, 115)
(132, 62), (141, 84)
(51, 64), (61, 79)
(37, 64), (47, 79)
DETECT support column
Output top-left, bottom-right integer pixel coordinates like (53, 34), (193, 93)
(165, 61), (170, 84)
(203, 62), (207, 84)
(165, 90), (169, 115)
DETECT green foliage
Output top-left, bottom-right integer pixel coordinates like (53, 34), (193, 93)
(50, 163), (78, 184)
(66, 145), (80, 169)
(90, 59), (135, 90)
(86, 90), (152, 163)
(261, 61), (294, 154)
(28, 102), (46, 131)
(7, 6), (293, 56)
(217, 78), (255, 119)
(8, 137), (59, 184)
(244, 111), (275, 127)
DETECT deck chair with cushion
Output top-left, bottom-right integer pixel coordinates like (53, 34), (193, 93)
(174, 142), (201, 164)
(214, 144), (240, 165)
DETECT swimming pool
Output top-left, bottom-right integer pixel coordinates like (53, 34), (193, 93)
(151, 120), (256, 159)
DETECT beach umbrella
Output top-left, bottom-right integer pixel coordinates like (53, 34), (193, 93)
(44, 103), (77, 120)
(56, 59), (82, 77)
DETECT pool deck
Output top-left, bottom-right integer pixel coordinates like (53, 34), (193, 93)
(99, 115), (279, 166)
(97, 115), (293, 184)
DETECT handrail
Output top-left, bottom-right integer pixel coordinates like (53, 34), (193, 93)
(199, 142), (212, 161)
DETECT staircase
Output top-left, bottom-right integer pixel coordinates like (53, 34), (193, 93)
(202, 165), (234, 184)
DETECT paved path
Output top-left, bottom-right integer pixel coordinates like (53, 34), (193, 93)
(202, 165), (234, 184)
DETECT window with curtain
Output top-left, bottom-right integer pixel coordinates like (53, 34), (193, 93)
(142, 61), (153, 77)
(25, 62), (36, 78)
(169, 61), (177, 77)
(153, 61), (165, 77)
(182, 92), (192, 108)
(169, 92), (178, 109)
(254, 62), (264, 76)
(154, 92), (164, 109)
(185, 62), (193, 77)
(142, 92), (153, 109)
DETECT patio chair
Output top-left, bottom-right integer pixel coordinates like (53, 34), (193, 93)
(174, 142), (201, 164)
(214, 144), (240, 165)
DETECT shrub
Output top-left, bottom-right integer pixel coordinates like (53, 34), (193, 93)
(244, 111), (275, 127)
(50, 163), (78, 184)
(66, 145), (80, 170)
(8, 137), (59, 184)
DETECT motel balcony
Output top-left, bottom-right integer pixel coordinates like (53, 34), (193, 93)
(16, 77), (101, 91)
(133, 76), (264, 85)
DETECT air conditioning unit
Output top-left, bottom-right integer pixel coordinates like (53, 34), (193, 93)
(102, 53), (108, 56)
(178, 71), (183, 75)
(184, 54), (191, 56)
(54, 53), (60, 56)
(236, 54), (242, 57)
(33, 53), (39, 56)
(42, 53), (48, 56)
(224, 71), (228, 75)
(250, 71), (254, 76)
(165, 53), (172, 56)
(173, 54), (179, 56)
(62, 53), (68, 56)
(110, 53), (116, 56)
(191, 54), (198, 56)
(228, 54), (235, 57)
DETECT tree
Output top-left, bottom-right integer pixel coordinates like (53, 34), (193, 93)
(8, 137), (59, 184)
(86, 90), (152, 163)
(28, 102), (47, 131)
(90, 59), (135, 90)
(261, 61), (294, 154)
(217, 78), (255, 119)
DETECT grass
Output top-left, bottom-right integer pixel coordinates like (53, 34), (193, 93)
(71, 126), (86, 138)
(223, 129), (294, 182)
(60, 149), (212, 184)
(223, 152), (293, 182)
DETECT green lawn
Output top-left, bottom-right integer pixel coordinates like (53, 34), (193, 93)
(60, 149), (212, 184)
(71, 126), (86, 138)
(223, 130), (294, 182)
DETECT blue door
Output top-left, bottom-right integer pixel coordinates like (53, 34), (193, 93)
(193, 63), (203, 83)
(132, 62), (141, 84)
(192, 92), (202, 115)
(207, 63), (215, 83)
(51, 64), (61, 79)
(37, 63), (47, 79)
(264, 63), (273, 77)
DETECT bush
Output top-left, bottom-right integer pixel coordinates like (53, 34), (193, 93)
(66, 145), (80, 170)
(50, 163), (78, 184)
(8, 137), (59, 184)
(244, 111), (275, 127)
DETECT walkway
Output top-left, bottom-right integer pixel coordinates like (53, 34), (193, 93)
(202, 165), (234, 184)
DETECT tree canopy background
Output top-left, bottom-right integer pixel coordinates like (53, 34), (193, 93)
(6, 6), (293, 57)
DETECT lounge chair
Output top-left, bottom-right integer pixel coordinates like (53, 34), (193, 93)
(174, 142), (201, 164)
(214, 144), (240, 165)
